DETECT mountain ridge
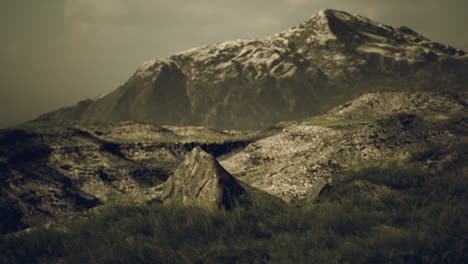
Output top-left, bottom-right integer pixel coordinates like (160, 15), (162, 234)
(36, 9), (467, 130)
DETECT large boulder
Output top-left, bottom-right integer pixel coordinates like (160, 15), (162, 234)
(161, 147), (245, 210)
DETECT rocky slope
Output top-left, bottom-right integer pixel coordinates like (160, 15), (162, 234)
(1, 91), (466, 234)
(3, 91), (466, 231)
(37, 9), (467, 130)
(0, 122), (254, 234)
(220, 92), (467, 202)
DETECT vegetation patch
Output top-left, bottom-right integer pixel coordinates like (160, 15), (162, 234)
(1, 165), (467, 263)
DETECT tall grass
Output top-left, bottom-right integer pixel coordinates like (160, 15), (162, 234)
(1, 165), (467, 263)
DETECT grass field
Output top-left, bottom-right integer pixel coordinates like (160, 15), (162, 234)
(1, 162), (467, 264)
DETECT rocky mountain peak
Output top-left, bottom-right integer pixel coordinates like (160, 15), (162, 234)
(36, 9), (468, 130)
(298, 9), (465, 57)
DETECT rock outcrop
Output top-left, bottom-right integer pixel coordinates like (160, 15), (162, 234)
(161, 147), (245, 210)
(37, 9), (467, 130)
(220, 92), (467, 202)
(0, 122), (252, 234)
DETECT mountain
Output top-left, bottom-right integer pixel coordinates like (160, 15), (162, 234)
(37, 9), (467, 130)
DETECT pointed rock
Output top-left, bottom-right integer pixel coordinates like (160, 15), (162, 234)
(160, 147), (245, 210)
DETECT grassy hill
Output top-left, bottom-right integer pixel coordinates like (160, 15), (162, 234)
(2, 152), (466, 263)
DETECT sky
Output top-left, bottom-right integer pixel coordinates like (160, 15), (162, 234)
(1, 0), (467, 127)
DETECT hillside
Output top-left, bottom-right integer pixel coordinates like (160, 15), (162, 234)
(220, 91), (467, 201)
(0, 121), (255, 234)
(1, 96), (466, 262)
(1, 91), (466, 234)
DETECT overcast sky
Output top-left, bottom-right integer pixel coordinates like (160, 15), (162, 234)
(1, 0), (467, 127)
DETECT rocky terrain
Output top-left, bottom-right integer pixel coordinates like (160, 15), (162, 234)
(37, 9), (467, 130)
(220, 92), (467, 202)
(0, 8), (467, 264)
(1, 91), (466, 235)
(0, 122), (255, 234)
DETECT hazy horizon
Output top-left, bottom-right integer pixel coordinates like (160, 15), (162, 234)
(1, 0), (467, 128)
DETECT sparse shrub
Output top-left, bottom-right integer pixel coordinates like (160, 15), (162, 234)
(350, 165), (431, 189)
(411, 143), (468, 171)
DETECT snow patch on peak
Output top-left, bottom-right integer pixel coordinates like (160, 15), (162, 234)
(135, 59), (159, 78)
(215, 39), (255, 50)
(135, 59), (176, 79)
(138, 59), (158, 72)
(317, 9), (327, 18)
(175, 45), (209, 56)
(305, 14), (338, 45)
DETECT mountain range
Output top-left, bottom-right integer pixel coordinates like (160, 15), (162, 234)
(37, 9), (467, 130)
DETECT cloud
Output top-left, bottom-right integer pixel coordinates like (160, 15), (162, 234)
(256, 15), (282, 28)
(64, 0), (142, 35)
(64, 0), (128, 20)
(285, 0), (310, 9)
(458, 34), (468, 51)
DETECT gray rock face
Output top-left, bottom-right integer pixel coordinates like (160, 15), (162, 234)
(161, 147), (245, 210)
(220, 92), (467, 202)
(38, 60), (190, 126)
(37, 9), (467, 130)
